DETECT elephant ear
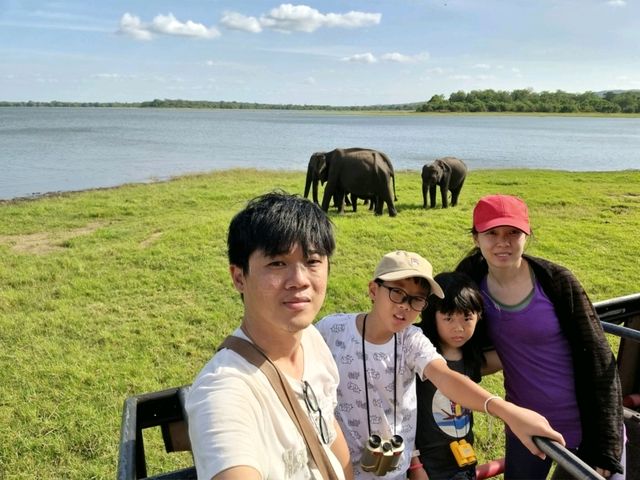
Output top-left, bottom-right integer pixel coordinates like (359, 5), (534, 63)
(437, 159), (452, 173)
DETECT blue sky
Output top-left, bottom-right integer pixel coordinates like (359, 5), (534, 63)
(1, 0), (638, 105)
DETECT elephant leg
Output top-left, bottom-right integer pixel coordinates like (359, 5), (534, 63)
(451, 179), (465, 206)
(451, 188), (461, 206)
(386, 197), (397, 217)
(441, 183), (450, 208)
(351, 194), (358, 212)
(422, 183), (428, 208)
(429, 185), (437, 208)
(321, 188), (333, 212)
(383, 180), (397, 217)
(334, 191), (346, 214)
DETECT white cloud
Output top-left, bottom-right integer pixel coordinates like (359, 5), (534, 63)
(342, 52), (377, 63)
(92, 73), (120, 79)
(220, 11), (262, 33)
(606, 0), (626, 7)
(380, 51), (429, 63)
(321, 10), (382, 29)
(340, 51), (428, 64)
(150, 13), (220, 38)
(118, 13), (220, 40)
(450, 74), (471, 80)
(473, 63), (491, 69)
(118, 13), (152, 40)
(91, 73), (138, 80)
(305, 76), (316, 85)
(222, 4), (381, 34)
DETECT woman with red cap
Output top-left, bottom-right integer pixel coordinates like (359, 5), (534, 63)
(456, 194), (625, 479)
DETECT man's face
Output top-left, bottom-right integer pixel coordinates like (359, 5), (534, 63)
(230, 243), (328, 335)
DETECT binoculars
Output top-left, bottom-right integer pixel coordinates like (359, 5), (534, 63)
(449, 439), (477, 467)
(360, 434), (404, 476)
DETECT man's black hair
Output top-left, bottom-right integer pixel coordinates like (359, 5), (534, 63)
(228, 191), (335, 272)
(418, 271), (486, 378)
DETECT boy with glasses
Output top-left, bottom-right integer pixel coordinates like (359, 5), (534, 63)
(186, 192), (352, 480)
(316, 250), (564, 479)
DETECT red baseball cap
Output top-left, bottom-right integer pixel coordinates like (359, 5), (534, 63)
(473, 194), (531, 234)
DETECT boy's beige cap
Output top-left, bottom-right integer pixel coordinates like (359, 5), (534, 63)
(374, 250), (444, 298)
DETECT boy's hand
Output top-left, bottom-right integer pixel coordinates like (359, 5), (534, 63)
(490, 400), (565, 459)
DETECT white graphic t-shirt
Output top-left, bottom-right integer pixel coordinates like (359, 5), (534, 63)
(186, 325), (345, 480)
(316, 313), (443, 480)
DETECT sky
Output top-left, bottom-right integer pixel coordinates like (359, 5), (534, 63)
(1, 0), (639, 106)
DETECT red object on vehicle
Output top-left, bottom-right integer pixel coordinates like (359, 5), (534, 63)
(623, 393), (640, 408)
(476, 457), (505, 480)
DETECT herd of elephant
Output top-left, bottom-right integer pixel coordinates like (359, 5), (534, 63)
(303, 147), (468, 217)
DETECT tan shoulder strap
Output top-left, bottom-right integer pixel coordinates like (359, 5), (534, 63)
(219, 335), (340, 480)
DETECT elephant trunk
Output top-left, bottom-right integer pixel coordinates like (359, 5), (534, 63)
(304, 168), (313, 200)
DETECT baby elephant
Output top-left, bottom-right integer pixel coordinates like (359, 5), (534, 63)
(421, 157), (467, 208)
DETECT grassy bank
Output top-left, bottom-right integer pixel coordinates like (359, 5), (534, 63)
(1, 168), (639, 479)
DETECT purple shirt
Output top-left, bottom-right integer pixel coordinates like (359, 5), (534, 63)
(481, 276), (582, 448)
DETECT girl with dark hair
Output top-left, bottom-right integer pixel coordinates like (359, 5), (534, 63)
(415, 272), (489, 480)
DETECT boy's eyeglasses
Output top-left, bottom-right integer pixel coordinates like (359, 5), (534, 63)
(303, 381), (329, 444)
(376, 281), (429, 312)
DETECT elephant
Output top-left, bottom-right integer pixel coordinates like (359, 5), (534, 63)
(316, 148), (398, 216)
(304, 149), (397, 213)
(304, 152), (329, 205)
(422, 157), (467, 208)
(304, 152), (369, 211)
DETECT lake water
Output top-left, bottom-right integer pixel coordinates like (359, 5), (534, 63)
(1, 107), (638, 200)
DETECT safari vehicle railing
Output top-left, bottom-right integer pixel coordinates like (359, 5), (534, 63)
(117, 293), (640, 480)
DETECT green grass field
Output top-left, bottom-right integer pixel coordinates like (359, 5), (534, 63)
(1, 168), (639, 479)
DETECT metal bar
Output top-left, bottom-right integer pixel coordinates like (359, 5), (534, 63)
(601, 321), (640, 343)
(117, 396), (139, 480)
(594, 293), (640, 319)
(532, 437), (605, 480)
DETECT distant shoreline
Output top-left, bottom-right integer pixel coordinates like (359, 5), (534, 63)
(2, 88), (640, 115)
(1, 104), (639, 118)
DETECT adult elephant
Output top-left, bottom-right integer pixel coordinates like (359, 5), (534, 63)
(318, 148), (397, 217)
(304, 152), (328, 205)
(421, 156), (467, 209)
(304, 152), (356, 209)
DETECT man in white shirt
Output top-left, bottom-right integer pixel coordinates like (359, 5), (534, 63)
(186, 192), (352, 480)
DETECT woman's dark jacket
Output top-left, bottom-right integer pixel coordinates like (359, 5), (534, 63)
(456, 252), (624, 474)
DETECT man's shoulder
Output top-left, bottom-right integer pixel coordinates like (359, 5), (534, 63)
(315, 312), (355, 335)
(190, 346), (259, 390)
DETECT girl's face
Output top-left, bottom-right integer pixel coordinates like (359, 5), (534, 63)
(435, 309), (479, 352)
(474, 226), (528, 270)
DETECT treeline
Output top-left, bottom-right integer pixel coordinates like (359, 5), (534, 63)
(417, 89), (640, 113)
(0, 100), (139, 108)
(2, 90), (639, 113)
(138, 99), (420, 111)
(0, 99), (417, 111)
